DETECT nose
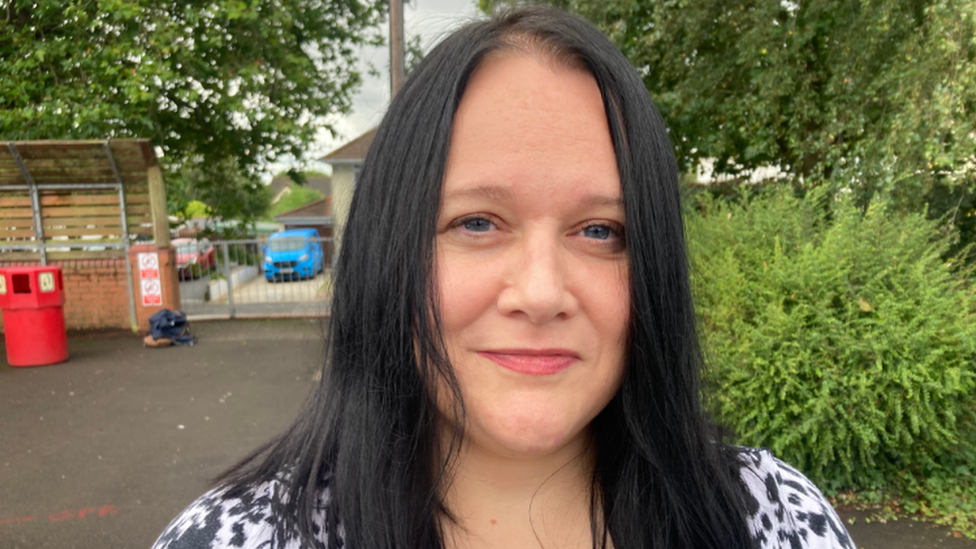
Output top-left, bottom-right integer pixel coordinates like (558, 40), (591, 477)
(496, 233), (578, 324)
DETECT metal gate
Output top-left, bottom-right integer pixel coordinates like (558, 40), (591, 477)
(177, 237), (333, 319)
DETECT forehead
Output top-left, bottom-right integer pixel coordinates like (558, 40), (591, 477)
(443, 54), (620, 201)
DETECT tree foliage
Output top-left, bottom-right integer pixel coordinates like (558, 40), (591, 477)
(480, 0), (976, 199)
(406, 33), (425, 76)
(184, 200), (212, 219)
(0, 0), (383, 168)
(173, 157), (273, 225)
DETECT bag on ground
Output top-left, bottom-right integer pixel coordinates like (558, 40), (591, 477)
(147, 309), (196, 346)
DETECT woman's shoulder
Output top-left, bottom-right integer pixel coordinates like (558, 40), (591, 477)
(735, 446), (855, 549)
(151, 475), (331, 549)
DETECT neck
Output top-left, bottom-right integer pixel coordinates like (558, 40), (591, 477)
(438, 428), (601, 549)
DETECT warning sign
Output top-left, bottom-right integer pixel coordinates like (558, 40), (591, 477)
(138, 253), (160, 280)
(141, 279), (162, 306)
(138, 252), (162, 307)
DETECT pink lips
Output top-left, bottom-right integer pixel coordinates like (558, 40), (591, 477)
(477, 349), (579, 376)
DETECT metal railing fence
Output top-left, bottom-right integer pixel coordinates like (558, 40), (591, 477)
(177, 237), (333, 320)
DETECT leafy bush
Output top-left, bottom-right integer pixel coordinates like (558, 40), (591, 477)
(228, 246), (259, 267)
(686, 187), (976, 533)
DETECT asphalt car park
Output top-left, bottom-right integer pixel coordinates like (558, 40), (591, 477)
(0, 319), (325, 549)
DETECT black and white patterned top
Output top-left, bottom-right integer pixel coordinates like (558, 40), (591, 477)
(152, 447), (854, 549)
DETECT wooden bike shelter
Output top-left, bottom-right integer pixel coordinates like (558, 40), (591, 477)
(0, 139), (170, 331)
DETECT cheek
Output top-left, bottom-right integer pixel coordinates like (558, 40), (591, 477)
(587, 263), (630, 339)
(594, 265), (630, 386)
(612, 276), (630, 342)
(436, 252), (500, 341)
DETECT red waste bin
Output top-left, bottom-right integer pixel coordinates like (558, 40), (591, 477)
(0, 266), (69, 367)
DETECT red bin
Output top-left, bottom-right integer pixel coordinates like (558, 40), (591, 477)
(0, 266), (69, 367)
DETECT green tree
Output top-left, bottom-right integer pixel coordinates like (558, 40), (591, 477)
(0, 0), (383, 170)
(406, 33), (425, 76)
(480, 0), (976, 201)
(175, 157), (273, 226)
(184, 200), (212, 219)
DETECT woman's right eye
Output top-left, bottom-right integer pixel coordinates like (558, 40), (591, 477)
(458, 216), (494, 233)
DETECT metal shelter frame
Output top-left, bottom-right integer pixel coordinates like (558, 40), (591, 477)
(0, 139), (165, 331)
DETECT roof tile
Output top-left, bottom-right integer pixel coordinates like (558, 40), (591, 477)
(319, 127), (377, 162)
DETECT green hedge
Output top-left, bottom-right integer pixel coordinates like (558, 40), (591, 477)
(686, 187), (976, 530)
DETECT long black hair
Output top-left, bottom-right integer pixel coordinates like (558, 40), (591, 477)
(218, 7), (755, 549)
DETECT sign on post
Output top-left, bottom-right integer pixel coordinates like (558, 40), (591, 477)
(138, 252), (162, 306)
(138, 253), (160, 279)
(141, 279), (162, 306)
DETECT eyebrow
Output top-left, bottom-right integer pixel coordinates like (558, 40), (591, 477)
(580, 193), (624, 209)
(443, 185), (517, 201)
(444, 185), (624, 209)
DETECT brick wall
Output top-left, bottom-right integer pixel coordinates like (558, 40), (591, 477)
(0, 259), (132, 333)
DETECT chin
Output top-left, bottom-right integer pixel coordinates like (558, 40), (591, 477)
(469, 409), (590, 458)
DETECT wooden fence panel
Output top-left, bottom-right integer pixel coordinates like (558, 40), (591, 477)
(0, 229), (35, 238)
(0, 218), (35, 229)
(0, 139), (163, 261)
(39, 205), (151, 217)
(40, 216), (147, 228)
(45, 228), (125, 238)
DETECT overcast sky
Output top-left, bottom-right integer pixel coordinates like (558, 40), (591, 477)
(299, 0), (480, 172)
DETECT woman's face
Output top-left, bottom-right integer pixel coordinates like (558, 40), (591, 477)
(436, 54), (629, 459)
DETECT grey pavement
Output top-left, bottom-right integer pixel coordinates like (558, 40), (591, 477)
(0, 319), (974, 549)
(230, 273), (329, 305)
(0, 319), (326, 549)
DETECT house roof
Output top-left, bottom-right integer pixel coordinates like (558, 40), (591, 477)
(319, 127), (377, 164)
(304, 175), (331, 195)
(276, 197), (331, 218)
(268, 175), (332, 203)
(269, 176), (292, 197)
(274, 197), (333, 226)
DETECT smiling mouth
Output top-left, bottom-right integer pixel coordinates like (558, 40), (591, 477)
(477, 350), (579, 376)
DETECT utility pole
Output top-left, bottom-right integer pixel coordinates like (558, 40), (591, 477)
(390, 0), (405, 98)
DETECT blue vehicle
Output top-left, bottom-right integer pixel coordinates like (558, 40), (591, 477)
(263, 229), (324, 281)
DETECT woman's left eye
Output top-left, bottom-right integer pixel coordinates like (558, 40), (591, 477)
(579, 223), (622, 242)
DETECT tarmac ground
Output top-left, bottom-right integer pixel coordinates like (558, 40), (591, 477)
(0, 319), (326, 549)
(0, 319), (973, 549)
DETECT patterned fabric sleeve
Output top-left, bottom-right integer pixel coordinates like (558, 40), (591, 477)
(153, 448), (852, 549)
(151, 478), (332, 549)
(738, 447), (855, 549)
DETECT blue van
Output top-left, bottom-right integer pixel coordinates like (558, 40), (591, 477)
(263, 229), (324, 281)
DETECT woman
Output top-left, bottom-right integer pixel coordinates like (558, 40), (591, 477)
(153, 7), (854, 549)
